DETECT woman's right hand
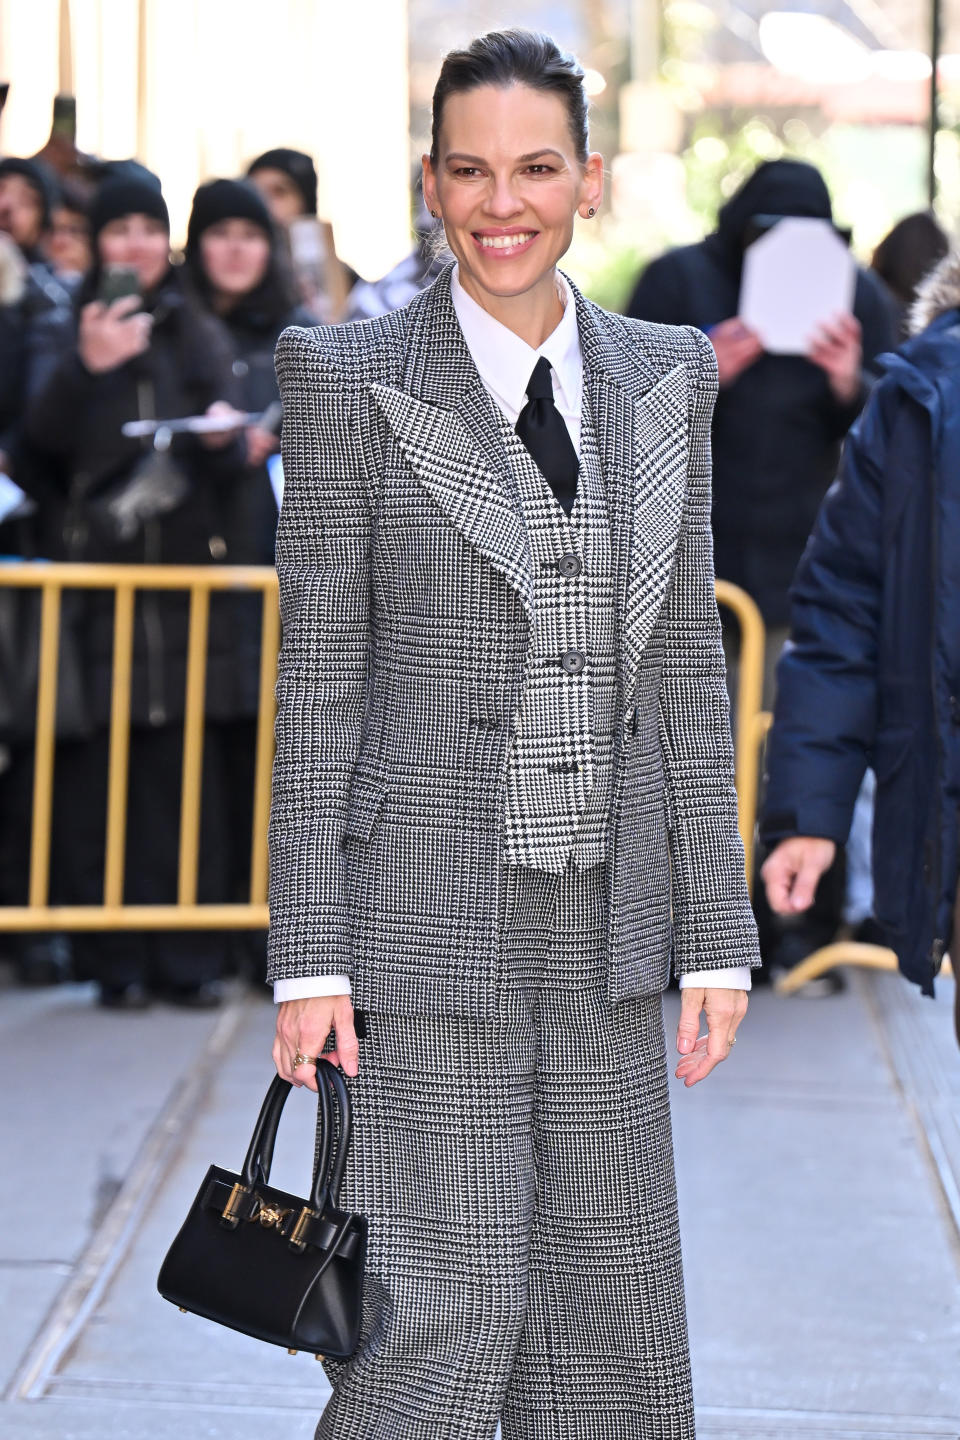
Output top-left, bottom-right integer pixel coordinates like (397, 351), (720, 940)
(273, 995), (359, 1091)
(78, 295), (152, 374)
(707, 317), (764, 387)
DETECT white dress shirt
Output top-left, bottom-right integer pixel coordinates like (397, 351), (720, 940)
(274, 265), (750, 1001)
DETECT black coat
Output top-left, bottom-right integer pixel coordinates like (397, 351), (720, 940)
(761, 292), (960, 996)
(626, 161), (899, 625)
(216, 301), (313, 566)
(21, 268), (260, 728)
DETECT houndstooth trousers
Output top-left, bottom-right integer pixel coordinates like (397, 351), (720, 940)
(315, 856), (696, 1440)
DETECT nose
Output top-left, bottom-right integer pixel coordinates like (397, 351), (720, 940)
(484, 175), (524, 220)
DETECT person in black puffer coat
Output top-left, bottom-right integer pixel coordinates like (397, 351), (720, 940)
(181, 177), (314, 987)
(19, 175), (253, 1010)
(626, 159), (898, 639)
(182, 177), (314, 562)
(627, 160), (899, 988)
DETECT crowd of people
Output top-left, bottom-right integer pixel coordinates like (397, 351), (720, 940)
(0, 144), (350, 1007)
(0, 127), (954, 1022)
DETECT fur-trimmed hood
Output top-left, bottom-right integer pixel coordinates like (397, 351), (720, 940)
(909, 248), (960, 335)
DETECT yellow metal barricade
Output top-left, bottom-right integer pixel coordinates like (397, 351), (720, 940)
(714, 579), (770, 887)
(0, 563), (951, 988)
(0, 563), (279, 932)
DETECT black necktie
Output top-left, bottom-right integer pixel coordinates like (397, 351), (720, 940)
(514, 356), (579, 514)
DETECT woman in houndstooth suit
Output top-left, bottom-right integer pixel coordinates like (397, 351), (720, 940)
(268, 28), (760, 1440)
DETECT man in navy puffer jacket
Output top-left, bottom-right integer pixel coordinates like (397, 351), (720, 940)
(761, 248), (960, 1040)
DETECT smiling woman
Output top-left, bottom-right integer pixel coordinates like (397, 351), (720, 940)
(422, 39), (604, 344)
(268, 25), (759, 1440)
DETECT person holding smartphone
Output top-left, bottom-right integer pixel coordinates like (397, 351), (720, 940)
(19, 174), (252, 1010)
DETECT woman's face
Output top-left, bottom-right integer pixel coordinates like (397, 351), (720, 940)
(46, 206), (92, 277)
(0, 174), (45, 251)
(200, 219), (271, 300)
(422, 83), (603, 308)
(248, 168), (304, 227)
(98, 214), (169, 294)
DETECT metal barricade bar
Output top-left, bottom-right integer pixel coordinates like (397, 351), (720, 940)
(0, 562), (279, 932)
(714, 579), (770, 888)
(29, 583), (61, 909)
(3, 563), (950, 998)
(104, 584), (135, 907)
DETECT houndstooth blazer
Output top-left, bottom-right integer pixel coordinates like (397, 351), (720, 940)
(267, 261), (760, 1017)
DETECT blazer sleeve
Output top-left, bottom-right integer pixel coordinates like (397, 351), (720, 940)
(657, 327), (761, 977)
(266, 326), (375, 986)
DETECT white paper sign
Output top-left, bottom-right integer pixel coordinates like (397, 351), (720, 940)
(739, 217), (856, 355)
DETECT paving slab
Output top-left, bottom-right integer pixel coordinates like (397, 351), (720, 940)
(1, 969), (957, 1438)
(665, 975), (960, 1430)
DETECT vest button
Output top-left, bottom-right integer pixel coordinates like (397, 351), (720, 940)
(561, 649), (586, 675)
(557, 552), (582, 578)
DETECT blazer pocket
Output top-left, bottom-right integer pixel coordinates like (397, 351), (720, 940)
(342, 773), (388, 844)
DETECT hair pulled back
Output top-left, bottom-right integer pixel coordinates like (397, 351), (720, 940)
(430, 29), (589, 168)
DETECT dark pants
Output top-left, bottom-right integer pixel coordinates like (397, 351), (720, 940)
(48, 724), (238, 989)
(723, 615), (846, 972)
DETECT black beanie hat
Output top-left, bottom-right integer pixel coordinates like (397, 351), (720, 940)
(0, 157), (60, 229)
(90, 175), (169, 239)
(185, 178), (273, 255)
(246, 147), (317, 216)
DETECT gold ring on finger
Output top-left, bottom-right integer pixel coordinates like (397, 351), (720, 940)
(294, 1050), (320, 1068)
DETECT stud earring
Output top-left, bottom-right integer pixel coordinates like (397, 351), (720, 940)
(430, 209), (439, 218)
(587, 207), (596, 216)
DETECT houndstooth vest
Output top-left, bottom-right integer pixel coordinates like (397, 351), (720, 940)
(500, 390), (617, 872)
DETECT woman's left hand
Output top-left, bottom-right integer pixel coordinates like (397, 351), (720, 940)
(807, 312), (862, 406)
(675, 986), (748, 1087)
(245, 425), (280, 468)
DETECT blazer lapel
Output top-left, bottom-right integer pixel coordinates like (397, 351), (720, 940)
(572, 278), (691, 683)
(370, 266), (534, 622)
(622, 364), (690, 676)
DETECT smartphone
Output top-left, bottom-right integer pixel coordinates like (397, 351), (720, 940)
(99, 265), (141, 307)
(51, 94), (77, 142)
(288, 216), (329, 280)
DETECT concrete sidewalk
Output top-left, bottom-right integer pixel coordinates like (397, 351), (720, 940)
(1, 964), (958, 1439)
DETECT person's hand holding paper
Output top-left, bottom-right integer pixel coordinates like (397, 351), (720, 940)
(706, 317), (764, 388)
(807, 312), (863, 405)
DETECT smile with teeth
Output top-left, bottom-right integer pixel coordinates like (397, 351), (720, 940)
(476, 232), (537, 250)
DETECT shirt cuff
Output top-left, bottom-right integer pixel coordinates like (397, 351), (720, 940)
(273, 976), (352, 1003)
(678, 965), (752, 991)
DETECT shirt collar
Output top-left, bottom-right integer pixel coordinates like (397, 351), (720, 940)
(450, 263), (583, 418)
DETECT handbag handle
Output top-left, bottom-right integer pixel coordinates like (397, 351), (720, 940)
(239, 1061), (352, 1212)
(316, 1062), (352, 1207)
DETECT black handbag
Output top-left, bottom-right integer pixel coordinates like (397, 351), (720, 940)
(157, 1061), (366, 1359)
